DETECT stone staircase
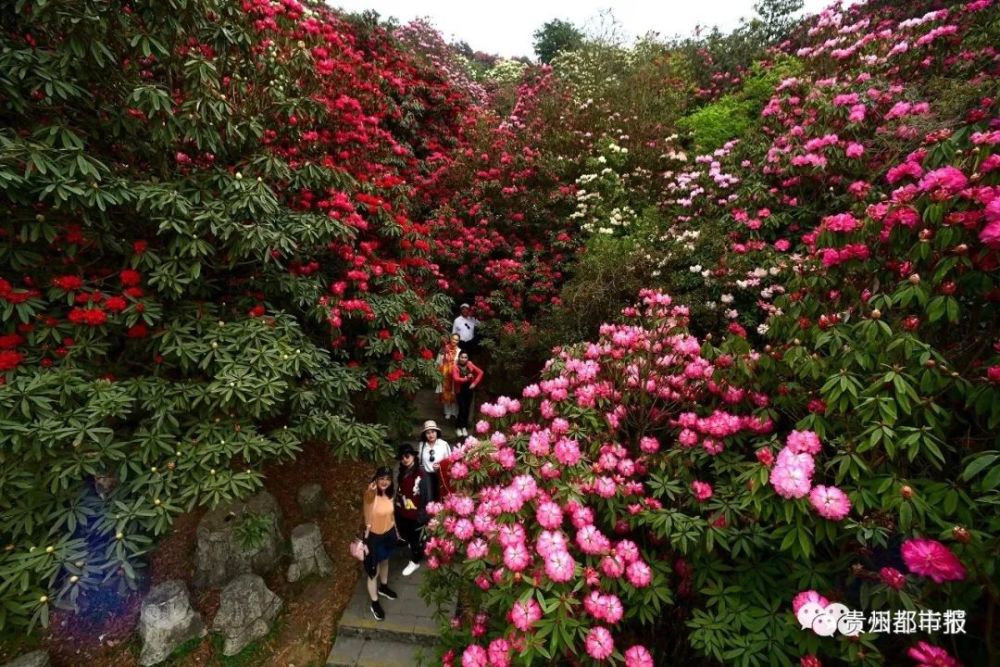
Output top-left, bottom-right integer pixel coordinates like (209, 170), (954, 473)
(326, 550), (451, 666)
(327, 389), (458, 666)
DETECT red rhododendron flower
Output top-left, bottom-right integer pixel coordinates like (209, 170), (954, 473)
(0, 350), (24, 371)
(104, 296), (128, 312)
(119, 269), (142, 286)
(879, 566), (906, 590)
(68, 308), (108, 326)
(0, 334), (24, 349)
(51, 275), (84, 291)
(126, 323), (149, 338)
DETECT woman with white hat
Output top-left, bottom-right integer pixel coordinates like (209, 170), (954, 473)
(418, 420), (451, 501)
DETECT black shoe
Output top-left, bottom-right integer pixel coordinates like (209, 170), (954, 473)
(378, 583), (398, 600)
(370, 600), (385, 621)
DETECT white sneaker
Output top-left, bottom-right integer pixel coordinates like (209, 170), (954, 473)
(402, 561), (421, 576)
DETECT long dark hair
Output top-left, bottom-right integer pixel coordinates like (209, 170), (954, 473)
(371, 465), (395, 498)
(420, 429), (441, 444)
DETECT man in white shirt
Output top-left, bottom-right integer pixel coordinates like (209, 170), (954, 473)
(452, 303), (479, 352)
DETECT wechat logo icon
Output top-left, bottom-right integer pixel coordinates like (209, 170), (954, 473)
(796, 602), (864, 637)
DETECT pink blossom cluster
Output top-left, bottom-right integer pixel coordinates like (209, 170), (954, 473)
(768, 431), (852, 520)
(427, 292), (763, 662)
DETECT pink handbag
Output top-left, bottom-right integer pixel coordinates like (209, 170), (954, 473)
(349, 536), (368, 561)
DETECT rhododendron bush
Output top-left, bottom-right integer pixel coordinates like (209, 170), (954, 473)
(425, 283), (995, 665)
(420, 0), (1000, 662)
(0, 0), (475, 631)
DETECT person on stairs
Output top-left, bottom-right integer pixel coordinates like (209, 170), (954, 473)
(418, 420), (451, 501)
(395, 443), (431, 577)
(451, 302), (480, 353)
(435, 333), (461, 421)
(451, 351), (484, 438)
(362, 466), (399, 621)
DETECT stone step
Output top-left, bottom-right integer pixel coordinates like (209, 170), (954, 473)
(336, 575), (442, 645)
(327, 635), (434, 667)
(336, 551), (448, 647)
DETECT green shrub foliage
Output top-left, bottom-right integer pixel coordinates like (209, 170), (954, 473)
(0, 0), (467, 631)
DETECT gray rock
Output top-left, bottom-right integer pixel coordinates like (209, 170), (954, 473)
(1, 651), (50, 667)
(296, 483), (329, 519)
(193, 491), (283, 588)
(212, 574), (283, 656)
(286, 522), (334, 582)
(138, 581), (205, 666)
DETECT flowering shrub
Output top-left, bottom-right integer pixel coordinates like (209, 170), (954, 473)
(0, 0), (474, 631)
(421, 1), (999, 663)
(425, 278), (995, 665)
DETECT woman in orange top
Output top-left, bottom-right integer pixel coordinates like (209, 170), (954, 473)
(436, 333), (461, 420)
(362, 466), (398, 621)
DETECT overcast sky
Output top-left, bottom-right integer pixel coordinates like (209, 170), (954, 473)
(327, 0), (853, 59)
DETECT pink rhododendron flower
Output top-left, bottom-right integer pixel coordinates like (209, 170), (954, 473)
(576, 524), (611, 554)
(901, 538), (967, 583)
(615, 539), (640, 564)
(452, 518), (474, 540)
(536, 501), (563, 529)
(918, 166), (968, 195)
(497, 523), (526, 547)
(770, 462), (813, 498)
(786, 430), (822, 455)
(509, 599), (542, 631)
(554, 437), (582, 465)
(777, 447), (816, 476)
(462, 644), (488, 667)
(809, 485), (852, 520)
(756, 448), (775, 467)
(466, 539), (488, 560)
(502, 543), (531, 572)
(601, 554), (625, 578)
(584, 626), (614, 661)
(691, 480), (713, 502)
(639, 436), (660, 453)
(908, 641), (962, 667)
(487, 639), (510, 667)
(544, 549), (576, 582)
(624, 645), (654, 667)
(980, 217), (1000, 249)
(625, 560), (652, 587)
(792, 590), (829, 614)
(823, 212), (861, 232)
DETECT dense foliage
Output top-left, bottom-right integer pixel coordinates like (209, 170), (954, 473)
(0, 0), (473, 632)
(1, 0), (998, 665)
(422, 1), (1000, 666)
